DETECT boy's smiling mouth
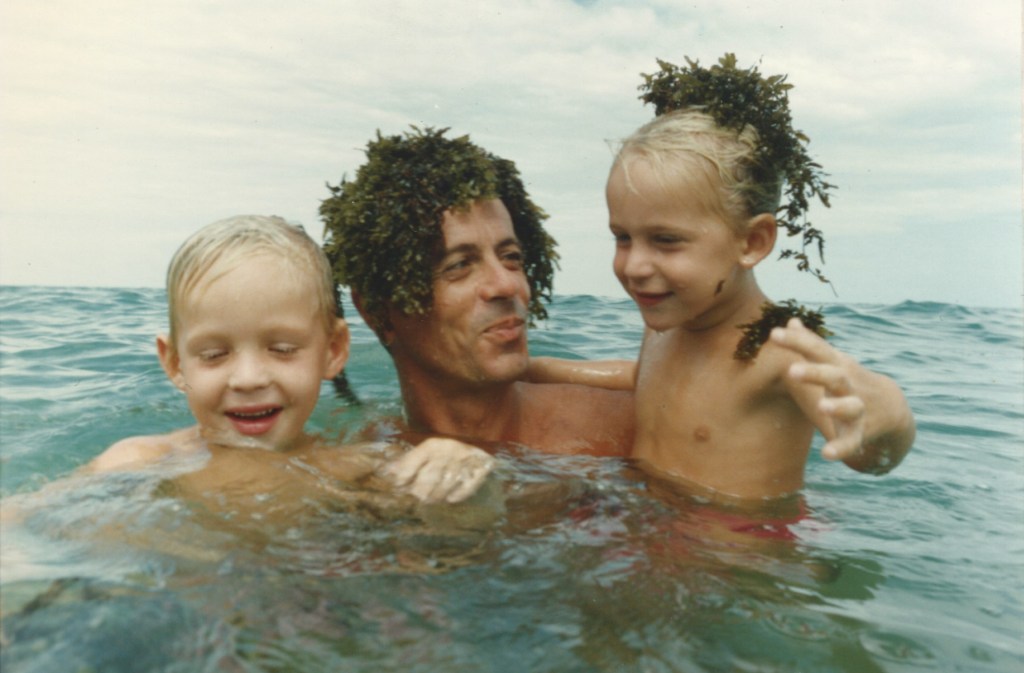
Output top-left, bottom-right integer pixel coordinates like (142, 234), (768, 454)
(226, 406), (283, 435)
(633, 291), (672, 308)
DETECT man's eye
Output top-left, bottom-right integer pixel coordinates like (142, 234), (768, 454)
(502, 251), (524, 268)
(653, 235), (683, 245)
(612, 232), (631, 245)
(440, 257), (472, 277)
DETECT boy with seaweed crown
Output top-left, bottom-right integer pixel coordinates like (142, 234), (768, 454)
(88, 215), (495, 512)
(530, 55), (914, 500)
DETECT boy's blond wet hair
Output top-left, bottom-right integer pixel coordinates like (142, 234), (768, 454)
(166, 215), (337, 344)
(613, 109), (782, 232)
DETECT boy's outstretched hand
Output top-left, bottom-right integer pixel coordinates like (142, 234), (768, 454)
(381, 438), (496, 504)
(772, 318), (915, 474)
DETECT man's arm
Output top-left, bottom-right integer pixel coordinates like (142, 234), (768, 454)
(772, 318), (915, 474)
(527, 357), (636, 391)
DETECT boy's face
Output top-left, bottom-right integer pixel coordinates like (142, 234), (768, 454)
(382, 199), (532, 388)
(158, 253), (349, 452)
(606, 157), (751, 332)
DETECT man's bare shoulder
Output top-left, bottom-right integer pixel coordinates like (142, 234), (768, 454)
(517, 381), (635, 455)
(522, 380), (634, 409)
(86, 427), (201, 474)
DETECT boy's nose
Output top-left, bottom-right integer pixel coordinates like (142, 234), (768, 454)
(229, 352), (271, 390)
(620, 247), (654, 281)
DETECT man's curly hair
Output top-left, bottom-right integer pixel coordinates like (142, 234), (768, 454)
(320, 127), (559, 330)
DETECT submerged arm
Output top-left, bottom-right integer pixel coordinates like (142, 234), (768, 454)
(773, 318), (915, 474)
(527, 357), (637, 391)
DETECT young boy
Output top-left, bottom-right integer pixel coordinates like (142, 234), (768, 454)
(88, 215), (495, 513)
(530, 57), (913, 501)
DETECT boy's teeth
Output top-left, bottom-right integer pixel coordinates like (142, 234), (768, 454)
(232, 409), (276, 419)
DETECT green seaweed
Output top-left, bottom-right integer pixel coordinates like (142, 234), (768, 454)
(639, 54), (834, 285)
(320, 127), (558, 328)
(735, 300), (832, 361)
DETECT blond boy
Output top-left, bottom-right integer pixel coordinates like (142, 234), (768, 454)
(531, 103), (914, 501)
(89, 215), (494, 509)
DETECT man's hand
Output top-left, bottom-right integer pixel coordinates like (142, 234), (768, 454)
(772, 318), (914, 473)
(381, 438), (495, 504)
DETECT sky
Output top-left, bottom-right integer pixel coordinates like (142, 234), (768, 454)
(1, 0), (1021, 308)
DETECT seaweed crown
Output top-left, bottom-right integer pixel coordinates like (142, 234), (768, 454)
(639, 54), (833, 284)
(320, 126), (557, 326)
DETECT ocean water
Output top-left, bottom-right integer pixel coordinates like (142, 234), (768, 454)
(1, 285), (1022, 672)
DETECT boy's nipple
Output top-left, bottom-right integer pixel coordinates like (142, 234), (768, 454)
(693, 425), (711, 442)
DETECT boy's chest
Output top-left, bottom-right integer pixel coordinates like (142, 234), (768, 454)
(633, 332), (793, 452)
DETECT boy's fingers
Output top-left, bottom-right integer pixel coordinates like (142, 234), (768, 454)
(820, 396), (866, 461)
(771, 318), (836, 365)
(445, 461), (493, 503)
(397, 441), (495, 503)
(382, 446), (430, 486)
(822, 435), (860, 461)
(820, 395), (865, 422)
(792, 363), (853, 396)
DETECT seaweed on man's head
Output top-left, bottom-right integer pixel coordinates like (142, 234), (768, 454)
(320, 127), (558, 328)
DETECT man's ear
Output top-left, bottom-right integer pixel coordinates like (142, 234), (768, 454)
(156, 335), (187, 391)
(323, 318), (351, 379)
(739, 213), (778, 269)
(351, 290), (394, 348)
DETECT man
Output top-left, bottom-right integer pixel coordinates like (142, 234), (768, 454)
(320, 127), (914, 469)
(320, 128), (633, 456)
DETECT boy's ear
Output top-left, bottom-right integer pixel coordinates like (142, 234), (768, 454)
(156, 335), (187, 391)
(739, 213), (778, 269)
(323, 318), (351, 379)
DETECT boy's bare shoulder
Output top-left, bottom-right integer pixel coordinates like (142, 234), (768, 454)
(86, 427), (201, 474)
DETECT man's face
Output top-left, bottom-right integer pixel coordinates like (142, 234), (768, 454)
(384, 199), (531, 391)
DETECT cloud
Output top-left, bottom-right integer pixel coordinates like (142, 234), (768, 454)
(1, 0), (1020, 307)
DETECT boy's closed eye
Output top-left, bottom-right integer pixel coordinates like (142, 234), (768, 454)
(198, 348), (229, 362)
(652, 233), (685, 245)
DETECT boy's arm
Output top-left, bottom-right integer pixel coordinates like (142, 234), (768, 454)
(83, 434), (179, 474)
(527, 356), (637, 391)
(773, 319), (915, 474)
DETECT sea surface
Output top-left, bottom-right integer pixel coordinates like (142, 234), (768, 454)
(1, 285), (1022, 672)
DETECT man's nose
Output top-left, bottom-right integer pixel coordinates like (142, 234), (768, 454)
(229, 352), (271, 390)
(480, 258), (525, 300)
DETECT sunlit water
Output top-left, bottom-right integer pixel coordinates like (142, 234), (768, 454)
(1, 286), (1022, 672)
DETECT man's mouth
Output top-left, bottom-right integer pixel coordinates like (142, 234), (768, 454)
(483, 316), (526, 342)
